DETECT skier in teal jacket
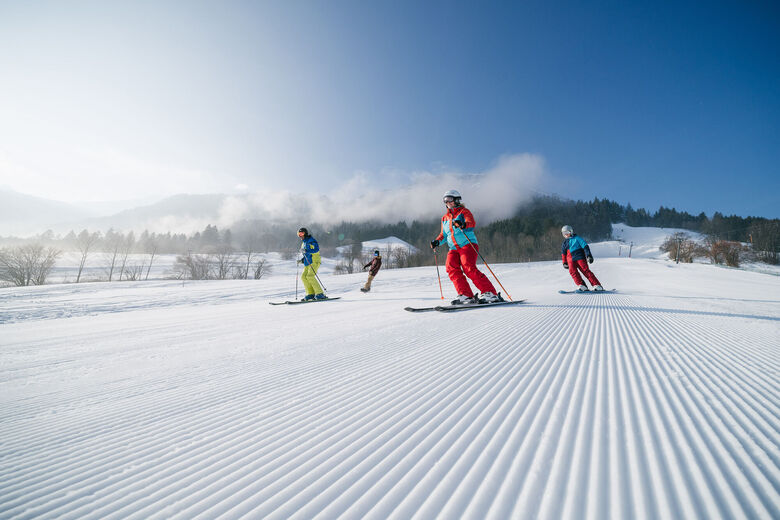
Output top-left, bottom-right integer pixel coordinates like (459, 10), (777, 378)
(561, 225), (603, 292)
(430, 190), (500, 304)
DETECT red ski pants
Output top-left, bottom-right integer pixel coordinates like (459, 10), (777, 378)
(445, 245), (497, 297)
(567, 257), (601, 287)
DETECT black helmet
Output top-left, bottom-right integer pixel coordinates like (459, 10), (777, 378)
(297, 227), (309, 237)
(374, 250), (380, 256)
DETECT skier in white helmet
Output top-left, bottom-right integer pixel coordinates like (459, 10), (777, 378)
(561, 225), (604, 292)
(430, 190), (501, 304)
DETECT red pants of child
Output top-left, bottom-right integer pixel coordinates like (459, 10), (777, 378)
(446, 245), (497, 297)
(568, 258), (601, 287)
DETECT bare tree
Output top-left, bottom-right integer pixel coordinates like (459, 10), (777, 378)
(660, 232), (700, 263)
(337, 242), (362, 274)
(173, 252), (211, 280)
(122, 262), (146, 281)
(118, 231), (136, 281)
(252, 258), (272, 279)
(389, 247), (412, 269)
(143, 236), (158, 280)
(749, 220), (780, 264)
(238, 232), (264, 280)
(705, 236), (743, 267)
(102, 229), (123, 281)
(715, 240), (743, 267)
(211, 246), (236, 280)
(171, 247), (248, 280)
(74, 230), (101, 283)
(0, 244), (61, 286)
(333, 261), (351, 275)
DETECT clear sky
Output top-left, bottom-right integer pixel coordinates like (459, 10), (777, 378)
(0, 0), (778, 218)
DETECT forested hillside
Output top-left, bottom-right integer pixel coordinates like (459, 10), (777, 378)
(4, 196), (778, 266)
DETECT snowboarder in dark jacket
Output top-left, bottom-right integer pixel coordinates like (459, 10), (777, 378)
(360, 250), (382, 292)
(561, 225), (604, 292)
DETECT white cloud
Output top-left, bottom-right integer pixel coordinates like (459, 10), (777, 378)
(209, 152), (547, 229)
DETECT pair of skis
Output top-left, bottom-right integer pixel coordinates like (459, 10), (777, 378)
(404, 299), (526, 313)
(269, 297), (341, 306)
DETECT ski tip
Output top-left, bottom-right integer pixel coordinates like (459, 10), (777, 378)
(404, 306), (436, 312)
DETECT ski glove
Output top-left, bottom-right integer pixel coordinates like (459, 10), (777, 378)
(297, 258), (304, 264)
(563, 263), (568, 269)
(430, 239), (440, 248)
(587, 256), (594, 264)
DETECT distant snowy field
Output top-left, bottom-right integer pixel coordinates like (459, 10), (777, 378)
(45, 236), (418, 284)
(1, 225), (779, 519)
(42, 225), (780, 284)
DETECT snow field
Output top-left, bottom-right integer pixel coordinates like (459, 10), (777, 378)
(1, 237), (779, 518)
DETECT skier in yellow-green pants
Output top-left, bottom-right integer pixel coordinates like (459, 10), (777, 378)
(297, 227), (325, 301)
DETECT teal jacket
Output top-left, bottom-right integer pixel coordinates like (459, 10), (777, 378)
(436, 206), (479, 250)
(561, 234), (592, 262)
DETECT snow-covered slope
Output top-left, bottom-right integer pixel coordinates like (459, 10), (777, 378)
(1, 234), (779, 519)
(335, 236), (418, 257)
(593, 223), (703, 259)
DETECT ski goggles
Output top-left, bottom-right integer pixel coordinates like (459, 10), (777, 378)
(443, 196), (456, 203)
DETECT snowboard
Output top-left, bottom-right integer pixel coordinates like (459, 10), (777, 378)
(405, 299), (526, 313)
(269, 297), (341, 305)
(558, 289), (616, 294)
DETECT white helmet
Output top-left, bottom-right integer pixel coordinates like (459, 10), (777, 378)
(561, 225), (573, 236)
(443, 189), (462, 205)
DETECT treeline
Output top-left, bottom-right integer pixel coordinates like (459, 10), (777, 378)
(2, 196), (778, 286)
(5, 195), (775, 257)
(472, 197), (778, 264)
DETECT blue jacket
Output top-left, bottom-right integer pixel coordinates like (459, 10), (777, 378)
(300, 236), (320, 266)
(561, 234), (592, 262)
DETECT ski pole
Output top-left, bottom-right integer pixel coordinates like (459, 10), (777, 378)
(461, 233), (513, 301)
(295, 259), (299, 300)
(433, 247), (445, 299)
(314, 269), (328, 292)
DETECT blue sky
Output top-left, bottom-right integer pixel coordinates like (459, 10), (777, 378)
(0, 0), (777, 218)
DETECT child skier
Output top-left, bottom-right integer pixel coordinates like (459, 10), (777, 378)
(561, 225), (604, 292)
(360, 250), (382, 292)
(430, 190), (501, 304)
(297, 227), (326, 301)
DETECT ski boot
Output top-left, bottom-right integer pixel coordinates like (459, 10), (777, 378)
(451, 294), (477, 305)
(478, 291), (502, 303)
